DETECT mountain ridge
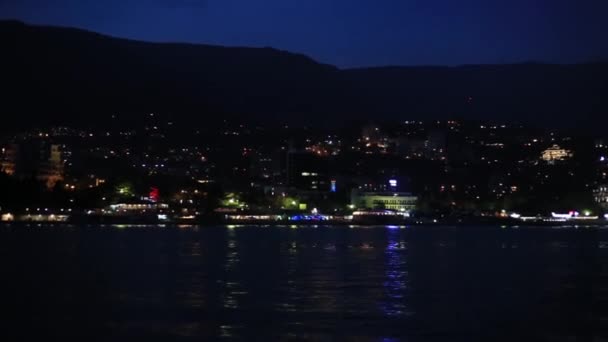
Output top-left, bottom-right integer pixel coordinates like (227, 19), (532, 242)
(1, 20), (607, 131)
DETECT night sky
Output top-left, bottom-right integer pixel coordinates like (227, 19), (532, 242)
(1, 0), (607, 68)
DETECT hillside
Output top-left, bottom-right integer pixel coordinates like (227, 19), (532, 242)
(1, 20), (607, 130)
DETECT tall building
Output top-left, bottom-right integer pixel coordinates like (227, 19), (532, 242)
(594, 185), (608, 210)
(0, 146), (16, 175)
(41, 144), (64, 188)
(595, 140), (608, 182)
(2, 141), (65, 188)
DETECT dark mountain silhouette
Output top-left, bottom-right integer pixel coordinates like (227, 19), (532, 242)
(0, 20), (356, 129)
(1, 20), (607, 130)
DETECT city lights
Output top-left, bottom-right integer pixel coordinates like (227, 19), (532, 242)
(0, 114), (606, 227)
(0, 11), (607, 342)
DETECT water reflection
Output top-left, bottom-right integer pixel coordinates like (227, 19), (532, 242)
(219, 324), (244, 338)
(222, 233), (246, 310)
(381, 228), (411, 318)
(1, 225), (606, 340)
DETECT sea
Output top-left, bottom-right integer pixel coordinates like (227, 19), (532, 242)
(1, 224), (607, 341)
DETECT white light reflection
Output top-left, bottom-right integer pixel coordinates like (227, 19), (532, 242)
(221, 231), (246, 310)
(380, 228), (411, 317)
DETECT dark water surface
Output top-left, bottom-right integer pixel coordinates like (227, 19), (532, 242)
(1, 224), (608, 341)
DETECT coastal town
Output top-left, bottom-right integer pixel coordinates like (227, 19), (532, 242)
(1, 117), (607, 225)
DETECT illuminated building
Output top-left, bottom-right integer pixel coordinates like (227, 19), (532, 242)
(149, 187), (160, 202)
(1, 141), (64, 188)
(286, 152), (329, 191)
(389, 179), (398, 191)
(16, 214), (69, 222)
(0, 145), (16, 175)
(594, 185), (608, 210)
(351, 190), (417, 213)
(39, 144), (65, 189)
(1, 213), (15, 222)
(541, 144), (572, 163)
(109, 203), (169, 211)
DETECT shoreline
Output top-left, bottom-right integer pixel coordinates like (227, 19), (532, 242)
(2, 217), (607, 228)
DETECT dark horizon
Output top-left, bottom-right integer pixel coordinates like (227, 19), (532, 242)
(1, 0), (607, 68)
(4, 19), (608, 70)
(3, 19), (608, 133)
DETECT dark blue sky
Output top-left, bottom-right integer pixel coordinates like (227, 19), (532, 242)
(1, 0), (607, 67)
